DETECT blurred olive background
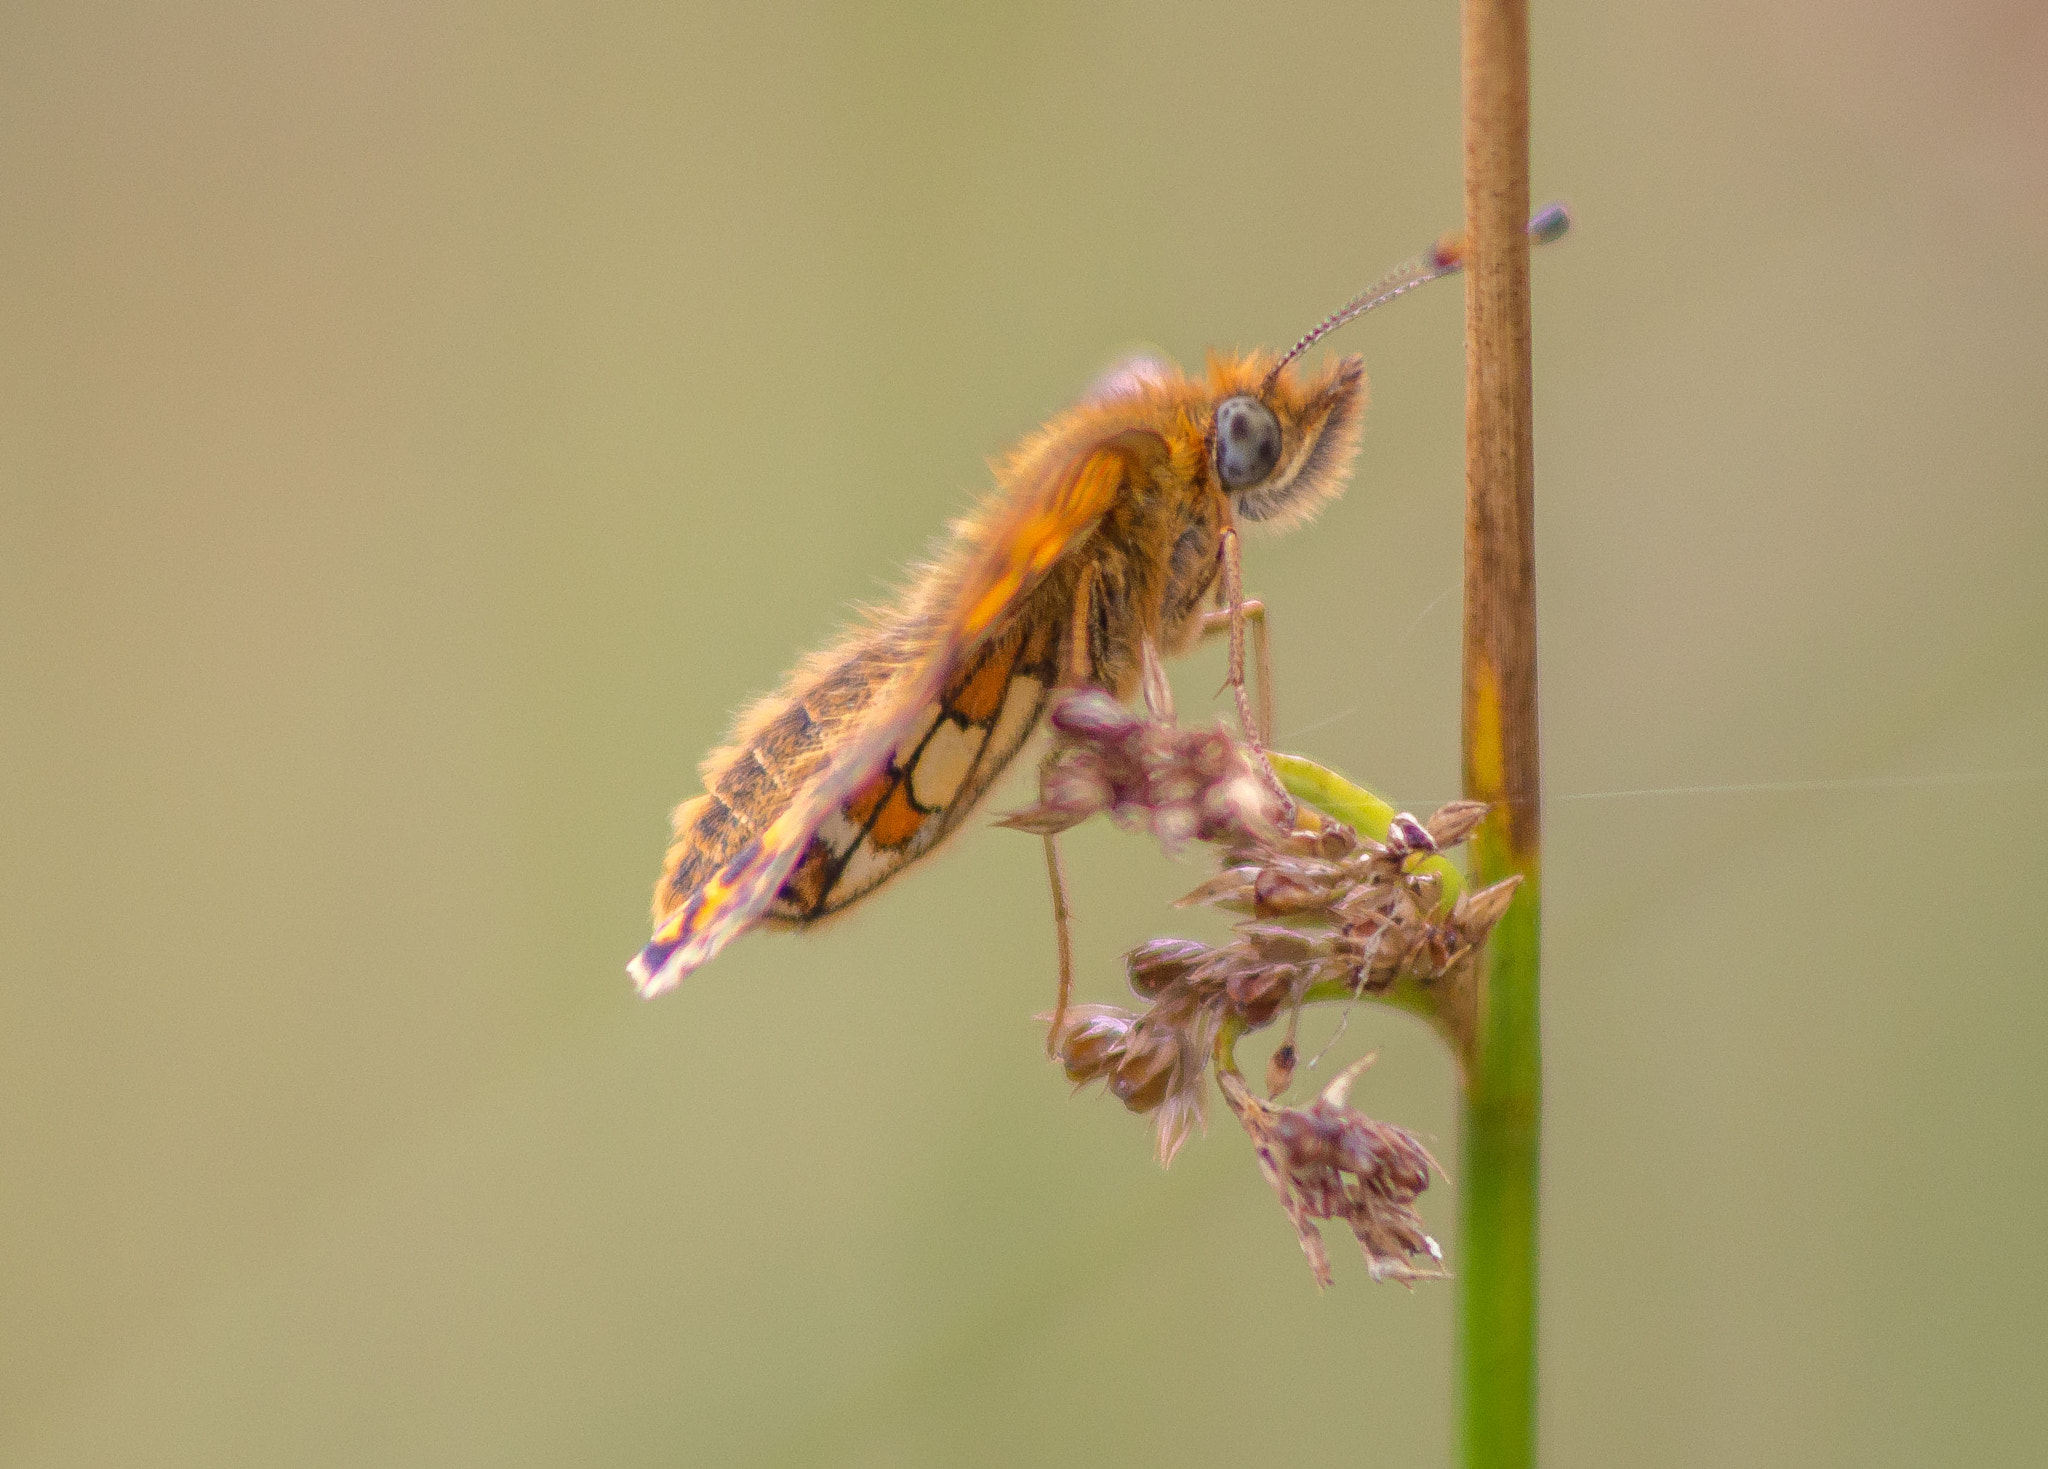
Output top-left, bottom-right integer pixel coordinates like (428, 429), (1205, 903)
(5, 2), (2045, 1464)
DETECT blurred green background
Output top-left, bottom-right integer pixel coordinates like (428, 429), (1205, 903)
(5, 2), (2044, 1464)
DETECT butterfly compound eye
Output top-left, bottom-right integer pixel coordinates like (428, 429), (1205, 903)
(1214, 395), (1282, 490)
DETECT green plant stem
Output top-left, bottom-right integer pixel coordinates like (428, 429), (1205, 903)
(1261, 756), (1473, 1056)
(1269, 753), (1466, 913)
(1213, 971), (1441, 1087)
(1458, 0), (1543, 1461)
(1456, 857), (1540, 1466)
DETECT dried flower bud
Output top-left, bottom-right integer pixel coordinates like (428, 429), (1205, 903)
(1175, 866), (1258, 911)
(1453, 874), (1522, 935)
(1424, 799), (1488, 849)
(1124, 937), (1210, 998)
(1048, 689), (1141, 742)
(1370, 923), (1420, 979)
(1331, 884), (1395, 924)
(1224, 1057), (1444, 1287)
(1008, 691), (1455, 1280)
(1048, 1006), (1133, 1084)
(1253, 866), (1324, 916)
(1294, 1102), (1428, 1196)
(1413, 926), (1458, 977)
(1313, 823), (1359, 859)
(1109, 1024), (1181, 1113)
(1152, 803), (1198, 848)
(995, 806), (1082, 837)
(1226, 962), (1298, 1026)
(1150, 765), (1200, 809)
(1008, 691), (1289, 854)
(997, 751), (1111, 834)
(1238, 924), (1318, 964)
(1206, 769), (1289, 837)
(1404, 865), (1442, 916)
(1386, 811), (1436, 855)
(1268, 1103), (1340, 1171)
(1184, 726), (1234, 779)
(1265, 1042), (1297, 1098)
(1041, 755), (1113, 813)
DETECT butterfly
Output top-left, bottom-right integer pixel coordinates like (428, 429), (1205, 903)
(628, 205), (1571, 997)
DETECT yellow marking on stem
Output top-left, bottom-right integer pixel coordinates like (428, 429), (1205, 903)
(1467, 661), (1507, 805)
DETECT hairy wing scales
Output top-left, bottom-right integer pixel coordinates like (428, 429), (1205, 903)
(630, 435), (1154, 996)
(791, 631), (1059, 921)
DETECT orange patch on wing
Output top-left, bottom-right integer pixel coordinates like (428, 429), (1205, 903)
(963, 569), (1023, 638)
(957, 440), (1136, 640)
(950, 642), (1017, 724)
(1028, 455), (1120, 573)
(843, 768), (892, 828)
(869, 782), (927, 849)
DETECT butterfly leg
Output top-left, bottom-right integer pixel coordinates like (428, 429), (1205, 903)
(1041, 832), (1075, 1056)
(1198, 597), (1270, 743)
(1036, 561), (1103, 1053)
(1138, 635), (1176, 723)
(1214, 528), (1290, 805)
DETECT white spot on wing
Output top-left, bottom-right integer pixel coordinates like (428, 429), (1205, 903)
(911, 720), (988, 812)
(985, 675), (1045, 774)
(893, 704), (944, 768)
(834, 839), (903, 903)
(814, 811), (861, 856)
(814, 676), (1051, 913)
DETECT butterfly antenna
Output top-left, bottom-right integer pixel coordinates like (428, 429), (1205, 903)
(1263, 202), (1572, 393)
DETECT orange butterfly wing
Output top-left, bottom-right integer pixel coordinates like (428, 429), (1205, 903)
(628, 429), (1165, 997)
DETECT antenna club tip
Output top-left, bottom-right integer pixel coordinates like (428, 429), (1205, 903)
(1529, 201), (1573, 245)
(1427, 202), (1571, 271)
(1274, 200), (1573, 370)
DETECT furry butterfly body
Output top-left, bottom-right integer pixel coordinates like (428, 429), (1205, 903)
(628, 206), (1570, 996)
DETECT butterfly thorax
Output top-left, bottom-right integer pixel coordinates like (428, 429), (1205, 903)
(642, 347), (1366, 971)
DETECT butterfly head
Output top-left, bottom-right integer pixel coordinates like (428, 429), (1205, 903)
(1206, 352), (1366, 531)
(1206, 203), (1572, 531)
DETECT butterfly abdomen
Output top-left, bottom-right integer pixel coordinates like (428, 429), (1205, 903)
(654, 629), (911, 924)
